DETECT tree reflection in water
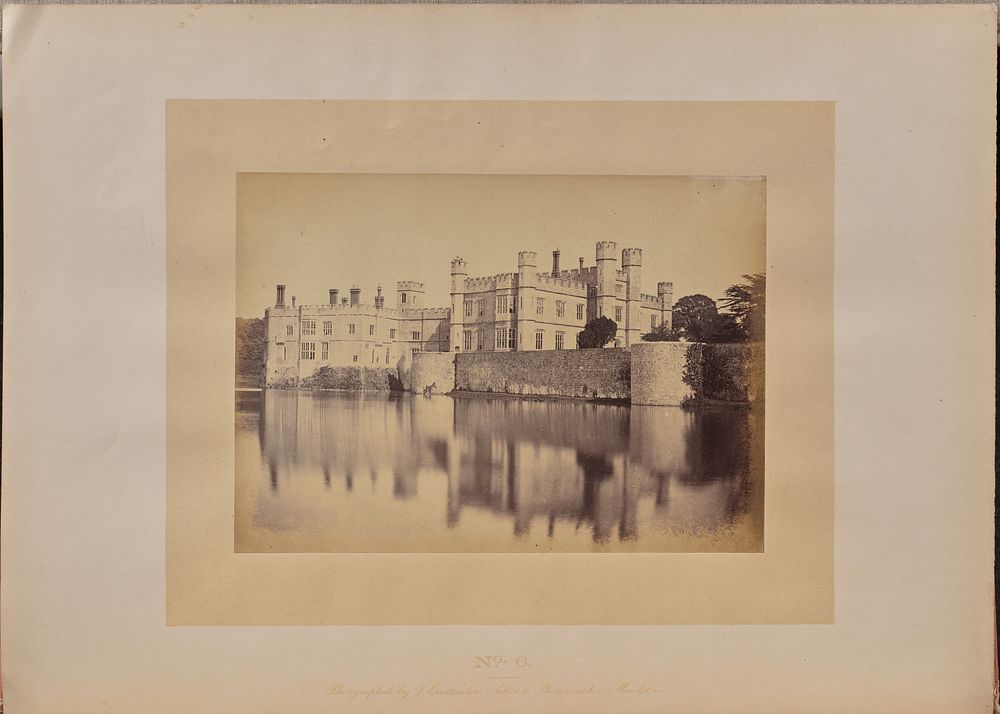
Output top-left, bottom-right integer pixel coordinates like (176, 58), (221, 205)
(235, 390), (763, 552)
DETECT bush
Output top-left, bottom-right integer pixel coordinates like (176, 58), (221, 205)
(641, 324), (681, 342)
(578, 316), (618, 348)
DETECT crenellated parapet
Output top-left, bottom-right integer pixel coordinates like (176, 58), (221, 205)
(621, 248), (642, 267)
(464, 272), (517, 291)
(413, 307), (452, 318)
(450, 257), (468, 275)
(517, 251), (538, 268)
(397, 280), (425, 292)
(595, 241), (618, 261)
(640, 294), (663, 307)
(532, 273), (589, 295)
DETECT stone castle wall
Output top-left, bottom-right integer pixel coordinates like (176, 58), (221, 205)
(410, 353), (456, 394)
(630, 342), (696, 406)
(454, 349), (631, 400)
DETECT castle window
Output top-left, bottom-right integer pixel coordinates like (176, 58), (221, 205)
(302, 320), (316, 336)
(390, 328), (396, 339)
(286, 325), (294, 337)
(386, 350), (390, 364)
(477, 298), (484, 317)
(555, 332), (565, 350)
(411, 331), (420, 340)
(535, 330), (544, 350)
(464, 300), (473, 318)
(300, 342), (315, 360)
(555, 300), (565, 318)
(352, 355), (358, 362)
(321, 342), (329, 360)
(348, 323), (356, 335)
(495, 327), (516, 349)
(577, 303), (584, 320)
(369, 324), (375, 336)
(615, 306), (623, 323)
(401, 293), (407, 304)
(536, 297), (545, 315)
(277, 342), (286, 362)
(651, 315), (658, 330)
(463, 331), (473, 351)
(323, 320), (332, 335)
(497, 295), (508, 314)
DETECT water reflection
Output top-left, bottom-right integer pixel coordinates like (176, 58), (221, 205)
(235, 391), (763, 553)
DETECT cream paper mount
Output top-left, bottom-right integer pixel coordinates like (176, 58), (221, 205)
(2, 5), (995, 714)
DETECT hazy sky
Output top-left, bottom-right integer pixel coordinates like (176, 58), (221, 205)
(236, 174), (765, 318)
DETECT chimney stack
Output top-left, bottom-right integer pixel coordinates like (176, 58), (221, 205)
(341, 298), (348, 306)
(579, 257), (584, 272)
(375, 284), (384, 309)
(291, 296), (296, 308)
(329, 288), (339, 306)
(275, 284), (286, 307)
(552, 248), (561, 276)
(349, 286), (361, 307)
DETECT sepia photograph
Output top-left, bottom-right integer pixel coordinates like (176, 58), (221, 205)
(234, 173), (766, 553)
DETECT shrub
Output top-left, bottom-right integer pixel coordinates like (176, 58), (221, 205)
(578, 316), (618, 348)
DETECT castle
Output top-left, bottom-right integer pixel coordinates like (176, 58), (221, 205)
(263, 241), (673, 386)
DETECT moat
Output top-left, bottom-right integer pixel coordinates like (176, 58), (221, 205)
(235, 390), (764, 553)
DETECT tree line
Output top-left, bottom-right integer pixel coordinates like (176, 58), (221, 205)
(576, 273), (765, 347)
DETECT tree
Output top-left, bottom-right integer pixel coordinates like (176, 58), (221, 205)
(719, 273), (765, 341)
(671, 294), (720, 342)
(577, 316), (618, 348)
(235, 317), (266, 382)
(641, 323), (681, 342)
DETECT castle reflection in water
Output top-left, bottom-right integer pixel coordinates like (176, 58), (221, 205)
(235, 391), (764, 553)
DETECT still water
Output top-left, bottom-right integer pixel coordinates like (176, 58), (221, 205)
(235, 390), (764, 553)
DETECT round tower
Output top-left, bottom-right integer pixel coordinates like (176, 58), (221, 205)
(450, 257), (468, 351)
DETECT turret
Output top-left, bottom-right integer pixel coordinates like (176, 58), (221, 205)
(595, 241), (618, 321)
(621, 248), (642, 347)
(449, 258), (469, 352)
(658, 281), (674, 330)
(396, 281), (425, 308)
(275, 284), (286, 307)
(517, 251), (538, 280)
(450, 257), (468, 293)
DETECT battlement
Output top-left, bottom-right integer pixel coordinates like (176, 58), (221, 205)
(414, 307), (451, 318)
(657, 281), (674, 295)
(617, 270), (629, 281)
(622, 248), (642, 267)
(464, 273), (517, 292)
(450, 257), (468, 274)
(640, 294), (663, 307)
(596, 241), (618, 261)
(397, 280), (425, 292)
(533, 273), (589, 295)
(566, 266), (598, 285)
(517, 251), (538, 268)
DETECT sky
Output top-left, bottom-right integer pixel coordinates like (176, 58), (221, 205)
(236, 173), (765, 318)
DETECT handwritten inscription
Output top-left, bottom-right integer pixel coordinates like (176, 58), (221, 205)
(326, 681), (666, 702)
